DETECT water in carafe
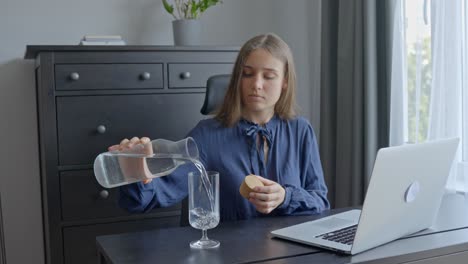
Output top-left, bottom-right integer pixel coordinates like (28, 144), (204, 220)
(93, 137), (199, 188)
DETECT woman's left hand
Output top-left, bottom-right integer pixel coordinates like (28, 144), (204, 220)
(248, 176), (286, 214)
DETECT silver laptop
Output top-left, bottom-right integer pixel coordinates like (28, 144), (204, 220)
(271, 138), (459, 255)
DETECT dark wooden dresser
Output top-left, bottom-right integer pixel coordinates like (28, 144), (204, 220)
(24, 46), (238, 264)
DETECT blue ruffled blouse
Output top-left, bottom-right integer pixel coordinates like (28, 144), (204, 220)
(119, 115), (330, 221)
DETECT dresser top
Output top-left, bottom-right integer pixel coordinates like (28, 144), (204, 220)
(24, 45), (240, 59)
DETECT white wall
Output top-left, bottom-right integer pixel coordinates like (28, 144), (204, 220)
(0, 0), (321, 263)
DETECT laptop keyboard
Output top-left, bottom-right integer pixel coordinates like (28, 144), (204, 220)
(315, 224), (357, 245)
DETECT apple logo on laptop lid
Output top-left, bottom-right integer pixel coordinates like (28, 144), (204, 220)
(405, 181), (420, 203)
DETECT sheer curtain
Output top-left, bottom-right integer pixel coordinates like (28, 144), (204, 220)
(389, 0), (407, 146)
(390, 0), (468, 192)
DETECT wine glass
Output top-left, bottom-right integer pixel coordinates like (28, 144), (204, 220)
(188, 170), (220, 249)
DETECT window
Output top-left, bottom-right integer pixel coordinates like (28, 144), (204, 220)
(390, 0), (468, 192)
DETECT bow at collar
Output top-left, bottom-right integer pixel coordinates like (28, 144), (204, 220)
(243, 124), (272, 176)
(244, 125), (272, 147)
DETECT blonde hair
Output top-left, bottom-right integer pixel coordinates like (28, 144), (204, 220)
(215, 33), (297, 127)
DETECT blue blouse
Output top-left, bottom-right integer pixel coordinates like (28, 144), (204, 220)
(119, 115), (330, 221)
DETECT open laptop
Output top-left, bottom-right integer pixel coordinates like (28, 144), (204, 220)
(271, 138), (460, 255)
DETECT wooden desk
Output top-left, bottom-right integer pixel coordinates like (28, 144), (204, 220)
(96, 194), (468, 264)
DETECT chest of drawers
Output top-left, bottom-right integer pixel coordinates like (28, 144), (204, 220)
(25, 46), (238, 264)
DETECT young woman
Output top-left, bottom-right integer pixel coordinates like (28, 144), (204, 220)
(114, 33), (329, 221)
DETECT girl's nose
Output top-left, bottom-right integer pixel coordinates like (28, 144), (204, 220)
(253, 75), (263, 90)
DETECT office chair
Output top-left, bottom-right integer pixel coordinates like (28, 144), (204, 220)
(200, 74), (231, 115)
(180, 74), (231, 227)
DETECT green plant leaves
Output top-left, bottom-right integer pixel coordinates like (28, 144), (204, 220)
(162, 0), (174, 15)
(162, 0), (178, 20)
(161, 0), (222, 20)
(190, 0), (199, 19)
(199, 0), (220, 13)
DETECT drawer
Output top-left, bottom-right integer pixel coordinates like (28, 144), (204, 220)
(63, 216), (179, 264)
(56, 93), (204, 166)
(168, 63), (233, 88)
(55, 64), (163, 90)
(60, 170), (181, 221)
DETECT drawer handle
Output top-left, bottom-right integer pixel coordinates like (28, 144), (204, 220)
(180, 72), (191, 79)
(99, 190), (109, 199)
(97, 125), (107, 134)
(140, 72), (151, 80)
(69, 72), (80, 81)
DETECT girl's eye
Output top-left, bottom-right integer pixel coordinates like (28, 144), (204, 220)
(264, 75), (276, 80)
(242, 72), (253, 77)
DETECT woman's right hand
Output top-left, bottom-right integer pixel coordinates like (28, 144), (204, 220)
(108, 137), (154, 184)
(108, 136), (151, 153)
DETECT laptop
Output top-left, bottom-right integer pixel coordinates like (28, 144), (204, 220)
(271, 138), (460, 255)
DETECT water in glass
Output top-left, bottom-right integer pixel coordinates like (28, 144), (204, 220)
(188, 167), (220, 249)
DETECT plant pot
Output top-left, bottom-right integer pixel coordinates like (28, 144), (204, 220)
(172, 19), (201, 46)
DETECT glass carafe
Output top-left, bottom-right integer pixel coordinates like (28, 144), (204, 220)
(93, 137), (198, 188)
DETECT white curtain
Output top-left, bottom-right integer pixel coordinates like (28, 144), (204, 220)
(428, 0), (467, 192)
(390, 0), (468, 192)
(389, 0), (407, 146)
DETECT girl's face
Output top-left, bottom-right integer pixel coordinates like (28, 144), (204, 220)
(240, 48), (287, 121)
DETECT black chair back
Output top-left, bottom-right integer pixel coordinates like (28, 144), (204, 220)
(200, 74), (231, 115)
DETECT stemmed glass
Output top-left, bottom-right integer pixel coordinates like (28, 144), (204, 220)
(188, 170), (220, 249)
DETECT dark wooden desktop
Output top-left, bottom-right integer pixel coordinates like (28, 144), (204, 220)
(96, 194), (468, 264)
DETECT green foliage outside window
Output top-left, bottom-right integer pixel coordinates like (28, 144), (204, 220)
(407, 37), (432, 143)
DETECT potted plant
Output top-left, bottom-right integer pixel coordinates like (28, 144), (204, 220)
(162, 0), (222, 45)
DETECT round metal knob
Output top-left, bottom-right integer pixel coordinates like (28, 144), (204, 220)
(180, 72), (191, 79)
(97, 125), (106, 134)
(140, 72), (151, 80)
(70, 72), (80, 81)
(99, 190), (109, 199)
